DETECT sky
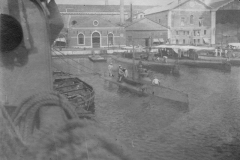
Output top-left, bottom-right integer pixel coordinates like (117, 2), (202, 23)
(55, 0), (223, 6)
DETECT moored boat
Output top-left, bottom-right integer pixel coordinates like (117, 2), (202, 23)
(53, 71), (95, 115)
(111, 55), (180, 75)
(88, 55), (107, 62)
(103, 74), (188, 107)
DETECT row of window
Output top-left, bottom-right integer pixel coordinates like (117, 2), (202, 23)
(175, 39), (201, 44)
(175, 30), (207, 36)
(77, 33), (114, 45)
(72, 30), (120, 35)
(181, 15), (203, 26)
(158, 15), (204, 27)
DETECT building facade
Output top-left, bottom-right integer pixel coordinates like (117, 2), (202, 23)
(125, 18), (168, 46)
(68, 15), (125, 48)
(58, 4), (152, 48)
(210, 0), (240, 45)
(145, 0), (214, 45)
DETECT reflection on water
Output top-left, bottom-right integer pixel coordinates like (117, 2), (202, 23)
(52, 57), (240, 160)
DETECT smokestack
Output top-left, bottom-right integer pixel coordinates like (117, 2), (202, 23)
(105, 0), (108, 5)
(120, 0), (124, 24)
(130, 3), (132, 22)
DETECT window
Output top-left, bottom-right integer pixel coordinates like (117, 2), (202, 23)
(176, 31), (179, 35)
(108, 33), (114, 46)
(199, 17), (203, 27)
(183, 39), (185, 44)
(128, 36), (132, 42)
(204, 30), (207, 35)
(198, 39), (200, 43)
(93, 20), (99, 26)
(159, 19), (161, 23)
(181, 17), (185, 26)
(194, 39), (196, 44)
(176, 39), (179, 44)
(190, 15), (193, 25)
(78, 33), (84, 45)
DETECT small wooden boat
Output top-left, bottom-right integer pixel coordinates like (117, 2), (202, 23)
(103, 75), (189, 106)
(111, 55), (179, 75)
(53, 71), (95, 115)
(88, 55), (107, 62)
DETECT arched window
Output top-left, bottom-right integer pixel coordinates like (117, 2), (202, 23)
(108, 33), (114, 46)
(78, 33), (84, 45)
(190, 15), (193, 25)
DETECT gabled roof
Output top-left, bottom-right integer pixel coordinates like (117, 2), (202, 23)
(144, 0), (212, 15)
(70, 15), (120, 28)
(125, 18), (168, 31)
(208, 0), (235, 10)
(58, 4), (153, 14)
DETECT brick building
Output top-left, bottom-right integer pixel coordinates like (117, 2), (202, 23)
(125, 18), (168, 46)
(57, 4), (152, 48)
(144, 0), (215, 45)
(67, 15), (125, 48)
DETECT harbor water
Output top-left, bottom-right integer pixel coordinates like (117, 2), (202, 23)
(52, 56), (240, 160)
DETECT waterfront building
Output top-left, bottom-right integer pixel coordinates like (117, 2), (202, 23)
(57, 3), (152, 49)
(144, 0), (214, 45)
(209, 0), (240, 45)
(125, 18), (168, 46)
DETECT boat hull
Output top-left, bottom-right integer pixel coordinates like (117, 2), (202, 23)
(53, 71), (95, 116)
(88, 55), (107, 62)
(111, 56), (179, 75)
(103, 76), (188, 106)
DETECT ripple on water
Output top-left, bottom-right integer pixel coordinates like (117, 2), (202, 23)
(53, 58), (240, 160)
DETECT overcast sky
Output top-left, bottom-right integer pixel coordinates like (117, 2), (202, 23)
(55, 0), (221, 5)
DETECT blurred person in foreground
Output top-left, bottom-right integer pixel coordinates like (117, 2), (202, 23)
(0, 0), (139, 160)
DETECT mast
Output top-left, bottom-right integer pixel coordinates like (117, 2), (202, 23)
(132, 39), (135, 80)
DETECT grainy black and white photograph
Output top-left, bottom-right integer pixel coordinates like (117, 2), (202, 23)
(1, 0), (240, 159)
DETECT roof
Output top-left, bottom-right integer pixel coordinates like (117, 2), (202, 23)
(58, 4), (153, 14)
(125, 18), (168, 31)
(208, 0), (235, 10)
(69, 15), (120, 28)
(144, 0), (211, 15)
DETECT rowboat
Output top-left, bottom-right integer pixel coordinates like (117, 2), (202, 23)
(88, 55), (107, 62)
(111, 55), (180, 75)
(53, 71), (95, 116)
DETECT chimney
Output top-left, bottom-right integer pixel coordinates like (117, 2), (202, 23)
(105, 0), (108, 5)
(120, 0), (124, 24)
(130, 3), (133, 22)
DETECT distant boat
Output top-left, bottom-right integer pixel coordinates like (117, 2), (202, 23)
(53, 71), (95, 117)
(111, 55), (179, 75)
(152, 44), (231, 71)
(88, 55), (107, 62)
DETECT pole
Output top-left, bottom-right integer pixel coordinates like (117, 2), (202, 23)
(132, 39), (135, 80)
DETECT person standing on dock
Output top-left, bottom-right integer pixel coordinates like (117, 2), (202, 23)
(215, 48), (218, 57)
(123, 68), (128, 78)
(118, 65), (124, 82)
(108, 62), (113, 77)
(152, 77), (160, 86)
